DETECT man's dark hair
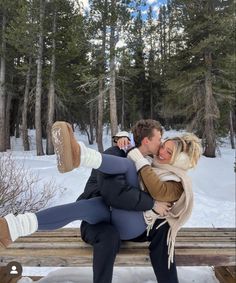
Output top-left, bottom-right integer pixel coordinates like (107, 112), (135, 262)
(132, 119), (163, 147)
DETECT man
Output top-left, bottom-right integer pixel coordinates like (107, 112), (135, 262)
(76, 119), (179, 283)
(76, 129), (154, 283)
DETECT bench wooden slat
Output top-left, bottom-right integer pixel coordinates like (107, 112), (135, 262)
(15, 235), (236, 242)
(0, 228), (235, 268)
(9, 242), (236, 249)
(2, 247), (235, 256)
(0, 247), (235, 267)
(29, 227), (235, 237)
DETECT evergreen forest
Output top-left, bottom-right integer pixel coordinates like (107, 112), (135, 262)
(0, 0), (235, 157)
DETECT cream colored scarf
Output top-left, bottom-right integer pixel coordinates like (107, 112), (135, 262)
(143, 160), (193, 269)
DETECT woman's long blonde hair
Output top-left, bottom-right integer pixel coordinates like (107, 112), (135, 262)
(168, 133), (202, 169)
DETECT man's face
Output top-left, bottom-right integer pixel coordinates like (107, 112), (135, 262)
(144, 129), (162, 155)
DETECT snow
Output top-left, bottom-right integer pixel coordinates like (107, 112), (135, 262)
(2, 129), (236, 282)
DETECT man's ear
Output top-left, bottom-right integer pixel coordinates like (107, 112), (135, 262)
(142, 137), (149, 145)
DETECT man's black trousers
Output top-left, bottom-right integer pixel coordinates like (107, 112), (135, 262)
(81, 219), (179, 283)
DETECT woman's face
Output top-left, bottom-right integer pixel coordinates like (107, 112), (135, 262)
(156, 140), (175, 164)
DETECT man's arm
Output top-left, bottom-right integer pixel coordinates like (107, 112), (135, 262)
(98, 145), (154, 211)
(77, 144), (154, 211)
(76, 168), (100, 201)
(99, 173), (154, 211)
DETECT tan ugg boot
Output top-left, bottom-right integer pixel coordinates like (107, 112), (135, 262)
(52, 121), (80, 173)
(52, 121), (102, 173)
(0, 218), (12, 248)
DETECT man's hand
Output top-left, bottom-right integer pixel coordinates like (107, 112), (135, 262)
(116, 137), (131, 150)
(152, 201), (172, 217)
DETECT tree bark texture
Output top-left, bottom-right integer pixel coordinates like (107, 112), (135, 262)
(203, 50), (217, 157)
(22, 57), (32, 151)
(97, 77), (104, 152)
(109, 0), (118, 140)
(5, 90), (12, 149)
(96, 0), (107, 152)
(121, 79), (125, 130)
(0, 12), (6, 152)
(229, 108), (235, 149)
(88, 101), (94, 145)
(46, 6), (57, 155)
(35, 0), (45, 156)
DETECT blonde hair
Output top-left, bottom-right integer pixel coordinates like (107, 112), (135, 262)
(167, 133), (202, 169)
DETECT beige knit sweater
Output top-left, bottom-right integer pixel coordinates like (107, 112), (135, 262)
(142, 160), (193, 269)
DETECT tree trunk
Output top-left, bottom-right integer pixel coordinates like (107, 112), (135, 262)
(22, 57), (32, 151)
(109, 0), (118, 141)
(0, 12), (6, 152)
(109, 53), (118, 140)
(121, 79), (125, 130)
(97, 78), (104, 152)
(5, 91), (12, 149)
(46, 6), (57, 155)
(96, 0), (108, 152)
(150, 81), (153, 119)
(229, 107), (235, 149)
(203, 50), (216, 157)
(35, 0), (45, 156)
(88, 101), (94, 145)
(15, 106), (21, 138)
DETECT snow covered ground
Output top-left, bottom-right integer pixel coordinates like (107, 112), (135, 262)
(3, 129), (236, 282)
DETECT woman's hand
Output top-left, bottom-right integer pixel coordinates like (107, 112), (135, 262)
(116, 137), (131, 150)
(152, 201), (172, 217)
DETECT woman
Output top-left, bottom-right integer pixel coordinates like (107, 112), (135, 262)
(0, 121), (202, 266)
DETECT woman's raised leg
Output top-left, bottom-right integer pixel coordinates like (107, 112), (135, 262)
(0, 197), (111, 246)
(111, 208), (146, 240)
(52, 121), (139, 188)
(36, 197), (111, 230)
(99, 154), (139, 187)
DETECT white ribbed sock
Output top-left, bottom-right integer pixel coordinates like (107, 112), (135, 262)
(78, 142), (102, 169)
(4, 213), (38, 241)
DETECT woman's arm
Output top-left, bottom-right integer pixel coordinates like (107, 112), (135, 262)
(139, 166), (183, 202)
(128, 148), (183, 202)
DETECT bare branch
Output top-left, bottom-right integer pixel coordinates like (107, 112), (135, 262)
(0, 153), (64, 215)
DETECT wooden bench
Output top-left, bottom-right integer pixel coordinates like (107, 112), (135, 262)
(0, 227), (235, 282)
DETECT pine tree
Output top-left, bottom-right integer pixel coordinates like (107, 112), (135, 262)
(35, 0), (45, 156)
(163, 0), (235, 157)
(88, 0), (109, 151)
(145, 5), (162, 120)
(0, 1), (23, 151)
(6, 0), (38, 151)
(46, 0), (57, 155)
(128, 8), (146, 122)
(107, 0), (131, 139)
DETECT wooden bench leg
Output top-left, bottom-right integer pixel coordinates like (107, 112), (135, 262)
(215, 266), (236, 283)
